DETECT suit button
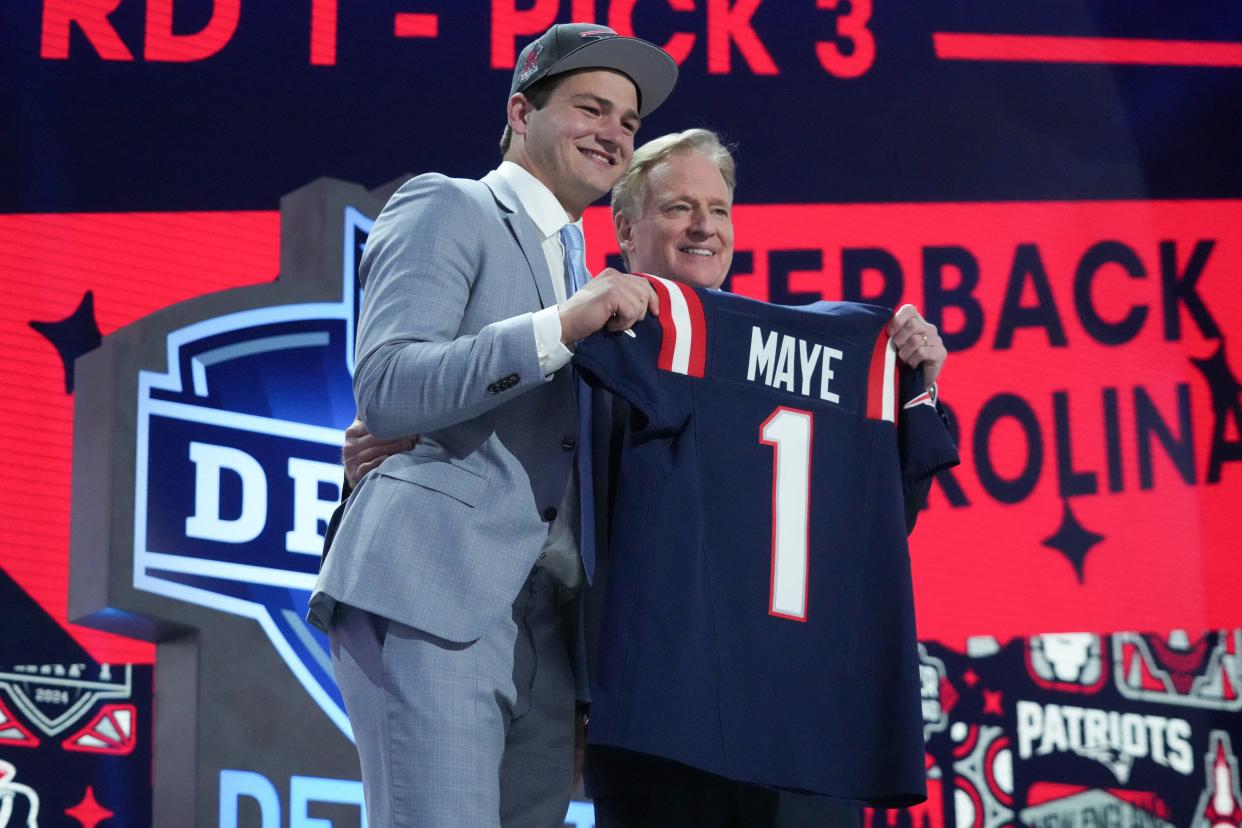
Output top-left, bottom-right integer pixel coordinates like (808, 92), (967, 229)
(487, 373), (520, 394)
(542, 507), (558, 522)
(560, 436), (576, 451)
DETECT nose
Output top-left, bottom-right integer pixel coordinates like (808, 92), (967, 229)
(687, 206), (714, 237)
(596, 115), (630, 154)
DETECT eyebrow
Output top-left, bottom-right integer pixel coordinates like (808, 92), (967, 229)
(569, 93), (641, 126)
(660, 194), (732, 207)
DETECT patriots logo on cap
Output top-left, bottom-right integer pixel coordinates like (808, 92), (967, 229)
(519, 43), (544, 83)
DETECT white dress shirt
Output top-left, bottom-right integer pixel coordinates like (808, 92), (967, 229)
(495, 161), (585, 588)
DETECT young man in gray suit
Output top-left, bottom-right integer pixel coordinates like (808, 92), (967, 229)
(308, 23), (678, 827)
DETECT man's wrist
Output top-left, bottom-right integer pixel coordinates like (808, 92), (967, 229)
(533, 306), (573, 375)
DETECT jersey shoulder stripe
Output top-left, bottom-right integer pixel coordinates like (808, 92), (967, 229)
(640, 274), (706, 378)
(866, 328), (898, 422)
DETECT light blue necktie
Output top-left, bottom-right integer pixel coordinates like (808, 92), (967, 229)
(559, 223), (595, 583)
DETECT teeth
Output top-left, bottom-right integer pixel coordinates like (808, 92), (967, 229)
(681, 248), (713, 257)
(582, 149), (611, 164)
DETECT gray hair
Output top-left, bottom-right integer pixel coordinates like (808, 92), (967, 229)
(611, 128), (736, 222)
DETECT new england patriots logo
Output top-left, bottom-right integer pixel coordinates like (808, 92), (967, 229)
(518, 43), (543, 84)
(131, 201), (373, 739)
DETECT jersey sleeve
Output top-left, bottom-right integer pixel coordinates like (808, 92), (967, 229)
(897, 366), (960, 486)
(573, 313), (690, 437)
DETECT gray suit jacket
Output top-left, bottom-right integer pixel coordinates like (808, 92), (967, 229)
(309, 170), (580, 645)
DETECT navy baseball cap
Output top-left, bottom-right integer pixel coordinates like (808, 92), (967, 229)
(510, 23), (678, 118)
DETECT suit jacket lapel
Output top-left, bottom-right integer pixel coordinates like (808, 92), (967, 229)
(482, 170), (558, 309)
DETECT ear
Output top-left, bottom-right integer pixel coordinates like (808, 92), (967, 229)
(614, 211), (634, 251)
(507, 93), (534, 137)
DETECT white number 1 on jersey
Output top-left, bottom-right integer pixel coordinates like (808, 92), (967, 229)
(759, 406), (813, 621)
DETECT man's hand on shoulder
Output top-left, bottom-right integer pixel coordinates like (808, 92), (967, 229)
(558, 268), (660, 345)
(888, 304), (947, 389)
(343, 417), (418, 489)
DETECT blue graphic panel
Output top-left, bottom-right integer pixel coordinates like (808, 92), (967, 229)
(131, 207), (373, 739)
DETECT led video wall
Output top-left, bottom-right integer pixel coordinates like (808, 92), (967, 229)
(2, 2), (1241, 825)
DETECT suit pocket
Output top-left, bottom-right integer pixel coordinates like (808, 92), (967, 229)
(375, 458), (488, 507)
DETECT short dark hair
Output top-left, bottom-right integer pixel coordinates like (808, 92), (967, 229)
(499, 72), (572, 156)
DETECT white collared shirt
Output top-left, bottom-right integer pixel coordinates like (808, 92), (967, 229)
(496, 161), (578, 378)
(495, 161), (583, 588)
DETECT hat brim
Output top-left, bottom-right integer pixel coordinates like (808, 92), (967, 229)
(546, 36), (678, 119)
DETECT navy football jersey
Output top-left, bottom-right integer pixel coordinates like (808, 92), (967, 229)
(574, 276), (959, 806)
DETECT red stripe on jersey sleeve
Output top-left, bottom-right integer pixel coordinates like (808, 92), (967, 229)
(866, 329), (889, 420)
(678, 282), (708, 378)
(892, 350), (901, 427)
(641, 274), (678, 372)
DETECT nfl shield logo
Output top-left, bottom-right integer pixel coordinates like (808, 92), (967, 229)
(69, 179), (400, 760)
(130, 205), (373, 739)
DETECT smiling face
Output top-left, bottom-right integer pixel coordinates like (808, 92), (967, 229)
(507, 69), (639, 218)
(617, 150), (734, 289)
